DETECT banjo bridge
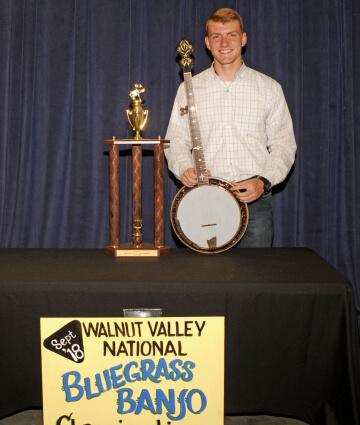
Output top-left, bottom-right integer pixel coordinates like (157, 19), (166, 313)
(201, 223), (217, 227)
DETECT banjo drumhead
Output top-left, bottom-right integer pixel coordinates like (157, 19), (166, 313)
(171, 181), (248, 252)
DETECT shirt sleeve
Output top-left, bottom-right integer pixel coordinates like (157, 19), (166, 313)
(165, 84), (194, 180)
(262, 83), (297, 186)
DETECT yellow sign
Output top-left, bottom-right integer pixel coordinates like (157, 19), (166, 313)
(40, 317), (224, 425)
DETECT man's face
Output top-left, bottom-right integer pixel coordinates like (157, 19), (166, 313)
(205, 20), (247, 67)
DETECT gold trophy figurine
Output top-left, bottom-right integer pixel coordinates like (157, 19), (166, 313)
(126, 83), (149, 140)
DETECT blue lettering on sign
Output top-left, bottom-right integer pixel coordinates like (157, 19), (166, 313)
(61, 358), (207, 421)
(117, 388), (207, 421)
(62, 358), (196, 401)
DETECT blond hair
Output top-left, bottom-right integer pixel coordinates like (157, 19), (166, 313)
(206, 8), (244, 34)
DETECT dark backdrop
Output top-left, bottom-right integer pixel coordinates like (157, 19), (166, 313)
(0, 0), (359, 301)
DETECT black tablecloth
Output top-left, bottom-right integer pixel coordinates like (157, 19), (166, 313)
(0, 248), (359, 425)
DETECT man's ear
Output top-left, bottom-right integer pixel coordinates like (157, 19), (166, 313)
(205, 36), (210, 50)
(241, 32), (248, 47)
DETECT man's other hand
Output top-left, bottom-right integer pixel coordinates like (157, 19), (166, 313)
(230, 178), (265, 203)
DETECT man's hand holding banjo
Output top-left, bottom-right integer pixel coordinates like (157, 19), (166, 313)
(181, 166), (266, 204)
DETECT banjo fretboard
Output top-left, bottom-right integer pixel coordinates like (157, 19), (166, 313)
(183, 72), (209, 185)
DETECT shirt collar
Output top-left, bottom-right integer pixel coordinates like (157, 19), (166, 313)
(209, 61), (247, 81)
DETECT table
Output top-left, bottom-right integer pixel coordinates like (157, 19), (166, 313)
(0, 248), (359, 425)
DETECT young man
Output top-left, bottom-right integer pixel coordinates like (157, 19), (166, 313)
(165, 8), (296, 247)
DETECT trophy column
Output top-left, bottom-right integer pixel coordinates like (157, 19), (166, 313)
(132, 144), (143, 247)
(154, 142), (166, 249)
(108, 141), (120, 248)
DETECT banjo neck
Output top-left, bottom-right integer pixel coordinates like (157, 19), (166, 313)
(183, 72), (209, 185)
(177, 38), (209, 186)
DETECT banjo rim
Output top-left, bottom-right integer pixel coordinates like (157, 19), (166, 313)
(170, 177), (249, 254)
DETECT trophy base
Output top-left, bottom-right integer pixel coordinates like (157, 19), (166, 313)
(105, 243), (170, 257)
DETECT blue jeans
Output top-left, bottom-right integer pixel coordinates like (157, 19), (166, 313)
(238, 193), (273, 248)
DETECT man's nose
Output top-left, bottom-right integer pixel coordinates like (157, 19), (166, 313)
(220, 36), (229, 46)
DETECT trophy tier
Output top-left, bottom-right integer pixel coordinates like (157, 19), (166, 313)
(104, 137), (170, 257)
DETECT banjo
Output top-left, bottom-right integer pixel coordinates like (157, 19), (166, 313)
(170, 39), (249, 254)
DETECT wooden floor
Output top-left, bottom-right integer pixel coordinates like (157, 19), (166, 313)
(0, 410), (309, 425)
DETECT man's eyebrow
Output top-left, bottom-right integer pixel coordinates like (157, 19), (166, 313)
(209, 31), (240, 36)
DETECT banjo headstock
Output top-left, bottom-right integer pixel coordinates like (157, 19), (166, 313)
(177, 39), (194, 73)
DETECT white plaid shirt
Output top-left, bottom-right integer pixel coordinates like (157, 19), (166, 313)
(165, 63), (296, 186)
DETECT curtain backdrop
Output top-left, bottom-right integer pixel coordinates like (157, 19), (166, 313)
(0, 0), (359, 300)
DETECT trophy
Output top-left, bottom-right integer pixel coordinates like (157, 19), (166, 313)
(104, 83), (170, 257)
(126, 84), (149, 140)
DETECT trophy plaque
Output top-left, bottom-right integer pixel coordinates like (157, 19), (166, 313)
(104, 84), (170, 257)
